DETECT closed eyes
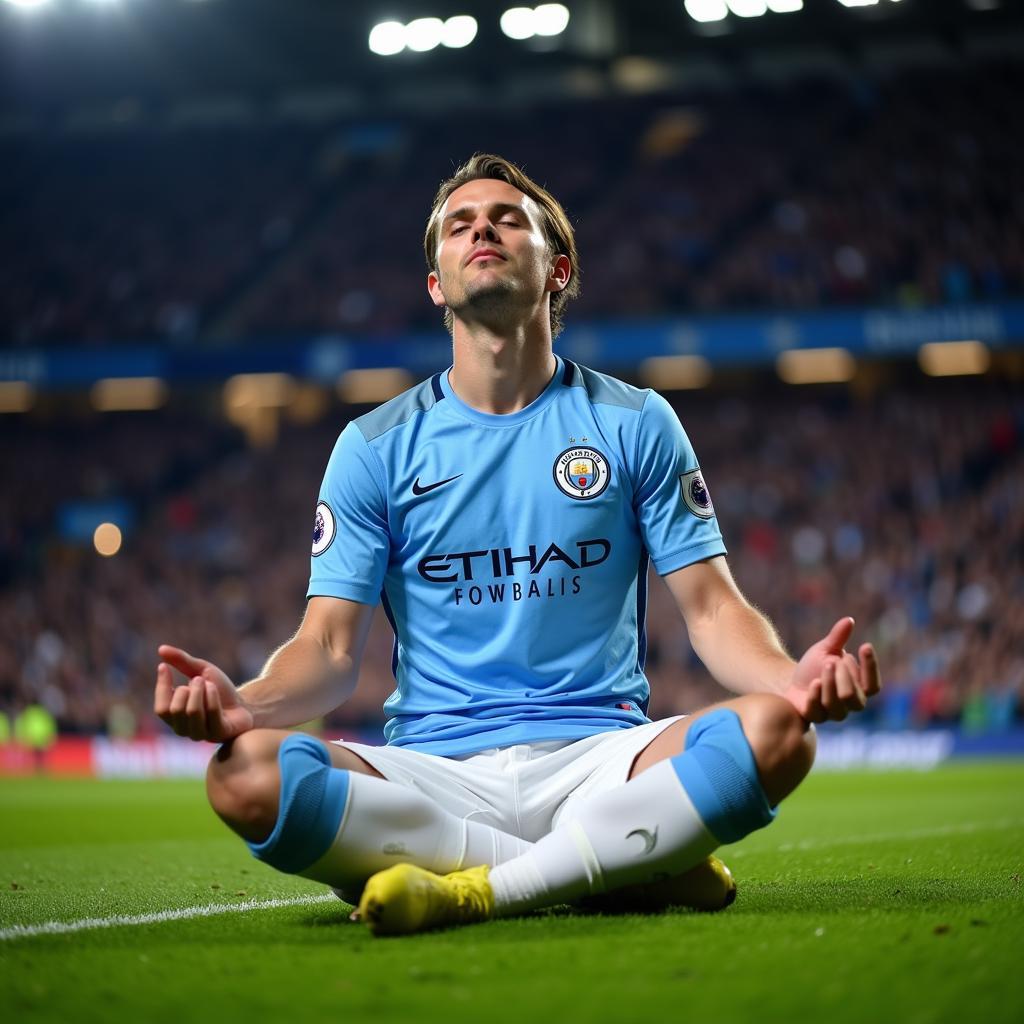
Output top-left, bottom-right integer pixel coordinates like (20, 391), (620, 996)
(450, 218), (520, 235)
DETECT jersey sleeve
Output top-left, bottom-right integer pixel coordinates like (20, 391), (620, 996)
(307, 423), (390, 605)
(633, 390), (727, 575)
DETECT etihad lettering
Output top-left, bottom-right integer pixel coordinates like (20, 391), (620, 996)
(418, 538), (610, 583)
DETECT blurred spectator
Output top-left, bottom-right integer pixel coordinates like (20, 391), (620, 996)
(13, 703), (57, 772)
(0, 127), (323, 346)
(2, 64), (1022, 345)
(1, 378), (1020, 739)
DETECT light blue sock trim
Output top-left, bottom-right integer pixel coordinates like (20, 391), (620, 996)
(671, 709), (777, 845)
(247, 734), (350, 875)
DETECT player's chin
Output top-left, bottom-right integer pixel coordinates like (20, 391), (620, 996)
(465, 271), (515, 291)
(458, 279), (521, 310)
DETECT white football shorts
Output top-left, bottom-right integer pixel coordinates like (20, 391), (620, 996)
(333, 716), (685, 843)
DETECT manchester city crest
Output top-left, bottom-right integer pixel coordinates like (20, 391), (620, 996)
(553, 446), (610, 501)
(311, 500), (336, 556)
(679, 469), (714, 519)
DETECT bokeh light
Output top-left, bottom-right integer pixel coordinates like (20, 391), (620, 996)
(93, 523), (123, 558)
(441, 15), (478, 48)
(368, 21), (406, 56)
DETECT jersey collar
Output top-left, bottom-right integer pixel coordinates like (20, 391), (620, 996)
(438, 355), (566, 427)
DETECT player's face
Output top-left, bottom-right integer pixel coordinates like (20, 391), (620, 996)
(427, 178), (565, 326)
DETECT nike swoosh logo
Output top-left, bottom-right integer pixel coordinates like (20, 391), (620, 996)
(412, 474), (463, 496)
(626, 826), (659, 855)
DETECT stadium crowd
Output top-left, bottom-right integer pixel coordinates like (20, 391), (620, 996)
(1, 127), (325, 346)
(3, 57), (1022, 743)
(1, 379), (1020, 740)
(2, 63), (1022, 347)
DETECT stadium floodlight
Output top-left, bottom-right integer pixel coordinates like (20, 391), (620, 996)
(639, 356), (712, 391)
(406, 17), (445, 52)
(766, 0), (803, 11)
(224, 373), (295, 410)
(91, 377), (167, 413)
(835, 1), (879, 7)
(338, 368), (414, 405)
(498, 4), (570, 41)
(500, 7), (537, 40)
(533, 3), (570, 36)
(918, 340), (990, 377)
(369, 21), (407, 56)
(441, 15), (478, 48)
(726, 0), (767, 16)
(0, 381), (33, 414)
(683, 0), (729, 23)
(776, 348), (856, 385)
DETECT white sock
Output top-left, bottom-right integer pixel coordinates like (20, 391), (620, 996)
(299, 772), (532, 894)
(488, 760), (717, 916)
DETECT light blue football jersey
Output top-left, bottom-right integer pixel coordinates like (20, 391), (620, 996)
(308, 357), (726, 755)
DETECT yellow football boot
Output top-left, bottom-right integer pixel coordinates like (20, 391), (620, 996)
(579, 854), (736, 914)
(357, 863), (495, 937)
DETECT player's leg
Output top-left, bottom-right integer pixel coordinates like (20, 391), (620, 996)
(206, 729), (531, 895)
(484, 693), (810, 914)
(578, 694), (813, 913)
(205, 727), (382, 842)
(358, 694), (810, 933)
(629, 692), (815, 797)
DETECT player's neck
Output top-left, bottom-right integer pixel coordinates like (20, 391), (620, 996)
(449, 320), (557, 416)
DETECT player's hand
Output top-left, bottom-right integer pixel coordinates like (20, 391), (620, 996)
(154, 645), (255, 742)
(783, 617), (881, 724)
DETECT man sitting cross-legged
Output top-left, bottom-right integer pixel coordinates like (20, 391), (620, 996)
(155, 154), (881, 935)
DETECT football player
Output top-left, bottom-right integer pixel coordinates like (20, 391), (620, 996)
(155, 154), (881, 935)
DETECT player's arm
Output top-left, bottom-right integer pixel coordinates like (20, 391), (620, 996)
(663, 555), (880, 723)
(663, 556), (791, 693)
(154, 596), (375, 742)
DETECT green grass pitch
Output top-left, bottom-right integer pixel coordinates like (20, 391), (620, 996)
(2, 762), (1022, 1024)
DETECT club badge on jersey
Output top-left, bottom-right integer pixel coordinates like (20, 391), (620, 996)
(552, 446), (611, 501)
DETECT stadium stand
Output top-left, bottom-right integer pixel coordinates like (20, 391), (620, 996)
(1, 127), (326, 346)
(1, 379), (1020, 739)
(3, 41), (1022, 742)
(2, 63), (1022, 345)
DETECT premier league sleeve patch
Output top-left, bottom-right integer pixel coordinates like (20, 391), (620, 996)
(679, 469), (715, 519)
(311, 500), (337, 556)
(553, 446), (611, 501)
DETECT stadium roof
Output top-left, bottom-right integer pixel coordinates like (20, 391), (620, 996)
(1, 0), (1022, 117)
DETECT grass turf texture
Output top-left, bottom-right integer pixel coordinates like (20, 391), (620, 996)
(2, 763), (1022, 1024)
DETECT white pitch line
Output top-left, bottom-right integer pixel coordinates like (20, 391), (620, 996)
(0, 892), (339, 942)
(723, 818), (1024, 858)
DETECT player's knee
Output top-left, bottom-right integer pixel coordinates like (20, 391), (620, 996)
(205, 731), (282, 843)
(739, 694), (815, 804)
(246, 734), (351, 877)
(673, 707), (777, 843)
